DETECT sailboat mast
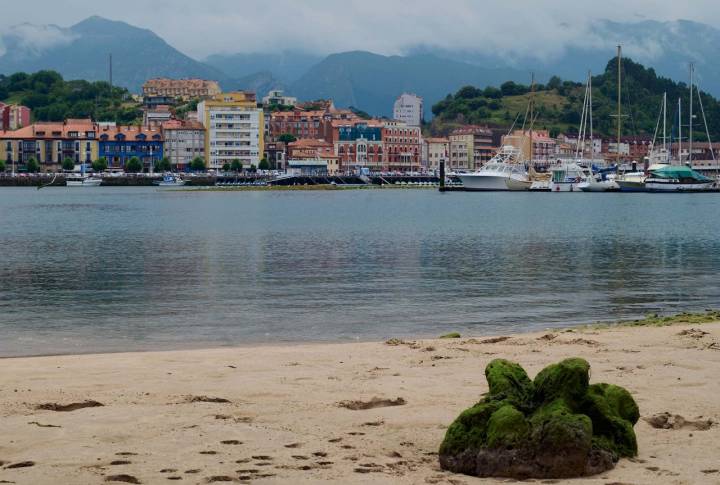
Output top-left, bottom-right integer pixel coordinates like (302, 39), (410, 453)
(616, 45), (622, 167)
(678, 98), (682, 162)
(663, 92), (667, 154)
(589, 70), (593, 159)
(529, 73), (534, 164)
(689, 63), (694, 165)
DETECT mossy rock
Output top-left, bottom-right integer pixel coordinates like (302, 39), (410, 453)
(439, 358), (638, 479)
(485, 359), (533, 408)
(533, 358), (590, 406)
(439, 332), (462, 339)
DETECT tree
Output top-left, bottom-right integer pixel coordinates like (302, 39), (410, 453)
(456, 86), (483, 99)
(278, 133), (297, 143)
(125, 156), (143, 173)
(0, 160), (6, 172)
(547, 76), (562, 90)
(155, 156), (171, 172)
(231, 159), (242, 172)
(258, 158), (270, 170)
(26, 158), (40, 173)
(61, 157), (75, 171)
(92, 157), (108, 172)
(249, 164), (257, 172)
(190, 156), (206, 172)
(221, 162), (231, 172)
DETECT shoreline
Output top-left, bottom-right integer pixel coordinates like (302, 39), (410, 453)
(3, 310), (717, 360)
(1, 314), (719, 484)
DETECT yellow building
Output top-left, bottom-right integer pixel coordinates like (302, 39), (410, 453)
(0, 120), (99, 171)
(197, 92), (264, 170)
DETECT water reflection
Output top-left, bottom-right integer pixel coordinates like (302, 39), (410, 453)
(0, 187), (719, 356)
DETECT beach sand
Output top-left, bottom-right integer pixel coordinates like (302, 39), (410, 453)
(1, 322), (719, 484)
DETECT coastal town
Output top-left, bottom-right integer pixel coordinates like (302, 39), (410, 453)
(3, 76), (720, 181)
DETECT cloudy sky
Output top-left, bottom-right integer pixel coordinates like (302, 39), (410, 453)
(0, 0), (718, 59)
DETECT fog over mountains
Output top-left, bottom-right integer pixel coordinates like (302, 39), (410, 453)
(1, 16), (718, 118)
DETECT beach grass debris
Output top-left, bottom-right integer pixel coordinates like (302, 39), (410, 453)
(186, 395), (231, 404)
(338, 397), (406, 410)
(643, 413), (714, 431)
(587, 310), (720, 330)
(36, 400), (104, 412)
(439, 358), (639, 479)
(439, 332), (462, 339)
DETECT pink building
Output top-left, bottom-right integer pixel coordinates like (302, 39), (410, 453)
(0, 103), (31, 131)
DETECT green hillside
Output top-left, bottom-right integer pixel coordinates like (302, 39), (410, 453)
(0, 70), (141, 124)
(431, 57), (720, 141)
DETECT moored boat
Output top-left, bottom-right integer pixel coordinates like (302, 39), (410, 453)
(153, 174), (186, 187)
(66, 174), (102, 187)
(455, 146), (526, 191)
(644, 165), (716, 192)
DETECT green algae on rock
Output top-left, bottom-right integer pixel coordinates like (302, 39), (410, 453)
(439, 358), (639, 479)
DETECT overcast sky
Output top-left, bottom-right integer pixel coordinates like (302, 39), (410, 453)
(0, 0), (718, 59)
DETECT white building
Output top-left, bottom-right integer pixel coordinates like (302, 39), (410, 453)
(393, 93), (423, 127)
(262, 90), (298, 107)
(197, 92), (264, 170)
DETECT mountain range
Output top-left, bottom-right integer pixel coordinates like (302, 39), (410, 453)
(1, 16), (719, 119)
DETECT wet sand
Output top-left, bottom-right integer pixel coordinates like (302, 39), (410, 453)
(1, 322), (719, 484)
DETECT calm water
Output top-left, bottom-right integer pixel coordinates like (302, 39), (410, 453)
(1, 187), (719, 357)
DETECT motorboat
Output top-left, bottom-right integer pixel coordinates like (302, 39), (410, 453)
(578, 174), (620, 192)
(530, 161), (591, 192)
(153, 174), (186, 187)
(455, 146), (526, 191)
(66, 174), (102, 187)
(644, 165), (716, 192)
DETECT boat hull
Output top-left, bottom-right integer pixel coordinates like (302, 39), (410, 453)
(645, 181), (715, 192)
(66, 178), (102, 187)
(616, 180), (647, 192)
(456, 174), (510, 191)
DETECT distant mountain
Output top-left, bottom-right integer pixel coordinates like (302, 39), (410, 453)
(0, 16), (228, 92)
(204, 51), (321, 84)
(227, 71), (285, 98)
(289, 51), (539, 118)
(410, 19), (720, 98)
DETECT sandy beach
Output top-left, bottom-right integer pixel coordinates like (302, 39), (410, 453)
(1, 320), (719, 485)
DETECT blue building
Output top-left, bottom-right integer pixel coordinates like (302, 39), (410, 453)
(98, 126), (164, 170)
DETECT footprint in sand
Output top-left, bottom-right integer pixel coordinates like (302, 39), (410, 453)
(159, 469), (177, 473)
(109, 460), (132, 466)
(199, 451), (218, 455)
(116, 452), (138, 457)
(220, 440), (242, 445)
(284, 443), (301, 448)
(312, 452), (328, 457)
(251, 455), (273, 461)
(5, 461), (35, 469)
(205, 477), (234, 483)
(37, 401), (104, 412)
(104, 475), (141, 484)
(291, 455), (309, 460)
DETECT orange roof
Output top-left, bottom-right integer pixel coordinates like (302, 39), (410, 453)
(0, 121), (97, 139)
(288, 138), (332, 148)
(161, 119), (204, 131)
(98, 125), (162, 141)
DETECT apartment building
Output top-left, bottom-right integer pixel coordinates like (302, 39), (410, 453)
(262, 90), (297, 107)
(142, 79), (221, 100)
(449, 126), (494, 170)
(393, 93), (423, 127)
(0, 119), (98, 170)
(197, 92), (264, 169)
(330, 120), (384, 172)
(97, 125), (164, 170)
(382, 120), (422, 172)
(162, 120), (205, 171)
(0, 103), (31, 131)
(424, 137), (449, 170)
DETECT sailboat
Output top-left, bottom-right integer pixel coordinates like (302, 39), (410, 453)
(644, 64), (716, 192)
(578, 71), (620, 192)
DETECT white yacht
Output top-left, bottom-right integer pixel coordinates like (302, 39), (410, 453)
(66, 174), (102, 187)
(530, 161), (592, 192)
(456, 146), (527, 191)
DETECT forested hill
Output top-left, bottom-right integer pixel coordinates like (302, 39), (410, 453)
(0, 70), (141, 124)
(430, 57), (720, 141)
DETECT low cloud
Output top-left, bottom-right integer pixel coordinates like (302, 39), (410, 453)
(0, 22), (78, 57)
